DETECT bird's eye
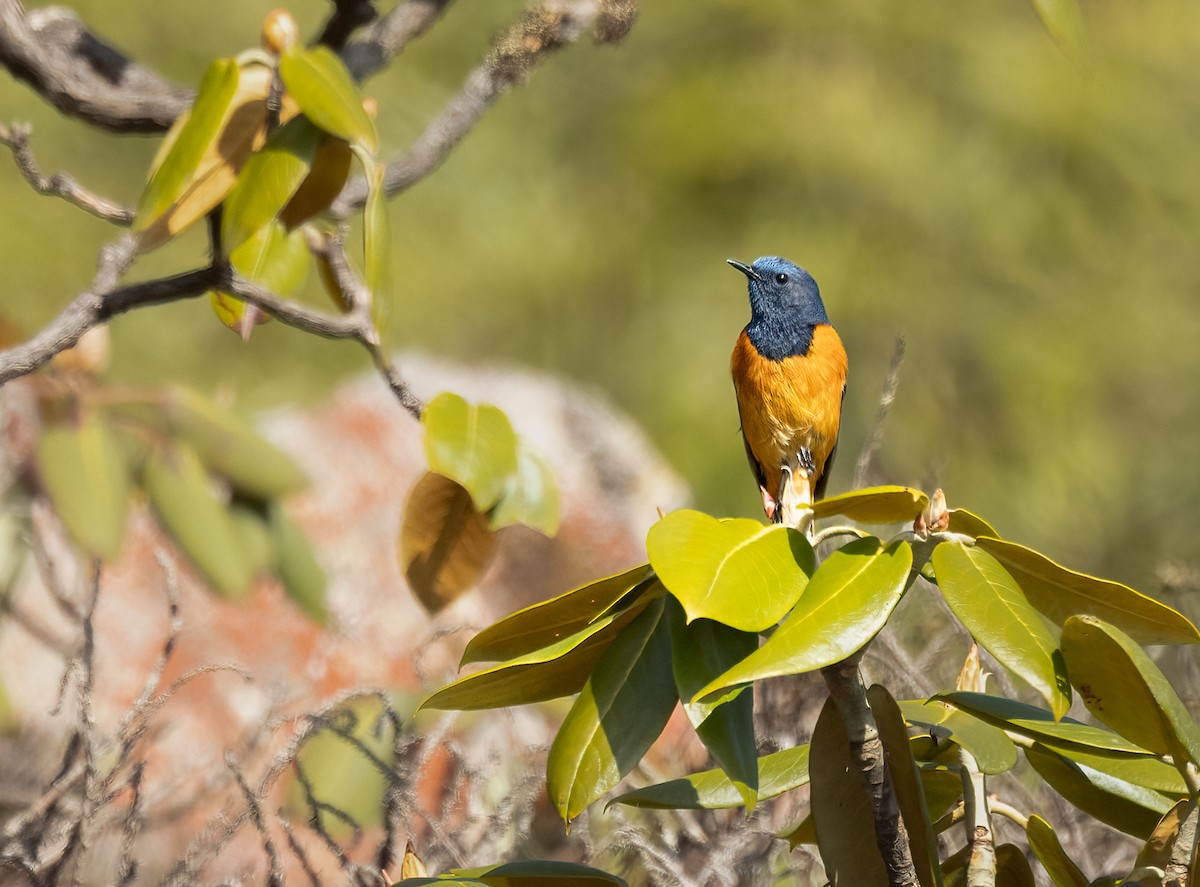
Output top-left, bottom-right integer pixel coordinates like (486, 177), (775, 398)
(774, 272), (789, 284)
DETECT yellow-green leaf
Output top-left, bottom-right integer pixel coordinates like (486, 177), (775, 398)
(977, 536), (1199, 646)
(269, 502), (327, 624)
(1026, 814), (1088, 887)
(646, 509), (813, 632)
(901, 699), (1017, 775)
(364, 162), (390, 338)
(426, 860), (627, 886)
(809, 485), (928, 524)
(279, 45), (378, 152)
(36, 411), (131, 559)
(422, 393), (519, 512)
(1030, 0), (1089, 71)
(489, 438), (559, 536)
(946, 508), (998, 539)
(214, 220), (311, 338)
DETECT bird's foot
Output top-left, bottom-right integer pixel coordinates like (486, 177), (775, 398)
(798, 446), (816, 478)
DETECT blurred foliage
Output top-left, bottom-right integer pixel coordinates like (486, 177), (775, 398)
(2, 0), (1199, 596)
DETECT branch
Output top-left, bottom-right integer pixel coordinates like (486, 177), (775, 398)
(0, 122), (134, 224)
(0, 0), (187, 133)
(958, 746), (996, 887)
(333, 0), (637, 214)
(316, 0), (379, 51)
(341, 0), (454, 81)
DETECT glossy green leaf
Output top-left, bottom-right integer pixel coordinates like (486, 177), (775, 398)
(117, 387), (309, 499)
(400, 472), (498, 615)
(279, 45), (378, 152)
(1051, 744), (1186, 796)
(809, 484), (928, 524)
(36, 411), (131, 559)
(696, 537), (911, 699)
(995, 844), (1035, 887)
(489, 439), (559, 536)
(268, 502), (327, 623)
(221, 116), (321, 251)
(647, 509), (812, 632)
(1061, 615), (1200, 769)
(932, 542), (1070, 719)
(422, 602), (648, 711)
(977, 537), (1199, 646)
(867, 685), (941, 887)
(215, 220), (311, 338)
(901, 699), (1017, 775)
(1025, 743), (1175, 838)
(547, 599), (676, 823)
(1030, 0), (1089, 71)
(135, 58), (239, 228)
(946, 508), (998, 539)
(461, 563), (654, 665)
(143, 442), (253, 598)
(423, 393), (519, 513)
(809, 695), (888, 886)
(935, 692), (1152, 757)
(1026, 814), (1088, 887)
(666, 599), (758, 810)
(607, 743), (810, 811)
(364, 161), (391, 338)
(399, 860), (626, 886)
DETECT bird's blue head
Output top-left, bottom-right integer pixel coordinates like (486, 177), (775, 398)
(728, 256), (829, 360)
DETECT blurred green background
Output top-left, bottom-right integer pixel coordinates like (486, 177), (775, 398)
(2, 0), (1199, 593)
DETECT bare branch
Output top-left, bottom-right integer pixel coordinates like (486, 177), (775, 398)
(317, 0), (380, 51)
(0, 0), (187, 133)
(228, 757), (283, 887)
(341, 0), (454, 81)
(0, 122), (134, 224)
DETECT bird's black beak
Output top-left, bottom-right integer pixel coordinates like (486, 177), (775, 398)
(727, 259), (762, 282)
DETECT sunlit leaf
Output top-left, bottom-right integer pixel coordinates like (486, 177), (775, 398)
(547, 599), (676, 823)
(36, 410), (130, 560)
(976, 536), (1199, 646)
(268, 501), (327, 623)
(461, 563), (654, 665)
(1061, 615), (1200, 770)
(695, 537), (911, 699)
(1049, 744), (1186, 796)
(214, 220), (310, 338)
(809, 695), (888, 885)
(422, 393), (519, 513)
(489, 438), (559, 536)
(421, 602), (648, 711)
(932, 542), (1070, 719)
(1025, 814), (1088, 887)
(901, 699), (1017, 775)
(279, 45), (378, 152)
(809, 485), (928, 524)
(143, 442), (253, 597)
(607, 743), (809, 811)
(946, 508), (998, 539)
(647, 509), (813, 632)
(400, 472), (498, 614)
(1133, 800), (1190, 871)
(1030, 0), (1089, 71)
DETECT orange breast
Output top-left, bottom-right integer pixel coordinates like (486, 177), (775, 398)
(730, 324), (848, 502)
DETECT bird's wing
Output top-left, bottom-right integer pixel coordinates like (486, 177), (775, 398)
(813, 382), (847, 501)
(735, 399), (769, 496)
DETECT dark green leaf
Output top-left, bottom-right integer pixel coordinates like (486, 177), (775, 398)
(36, 410), (130, 559)
(696, 537), (911, 699)
(901, 699), (1017, 775)
(809, 484), (928, 524)
(995, 844), (1035, 887)
(977, 537), (1199, 646)
(448, 860), (627, 885)
(279, 45), (378, 151)
(932, 542), (1070, 719)
(1062, 615), (1200, 769)
(461, 563), (654, 665)
(422, 393), (518, 513)
(1050, 744), (1186, 796)
(607, 743), (810, 811)
(547, 599), (676, 823)
(1026, 814), (1088, 887)
(647, 509), (813, 632)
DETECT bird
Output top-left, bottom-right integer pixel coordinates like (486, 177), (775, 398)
(728, 256), (847, 528)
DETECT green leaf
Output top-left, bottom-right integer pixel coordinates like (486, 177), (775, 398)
(488, 439), (559, 536)
(135, 58), (239, 228)
(995, 845), (1035, 887)
(935, 692), (1153, 757)
(646, 509), (813, 632)
(607, 743), (810, 811)
(221, 116), (321, 251)
(1061, 615), (1200, 770)
(547, 599), (677, 823)
(422, 393), (519, 513)
(36, 410), (131, 559)
(364, 161), (391, 338)
(279, 45), (378, 152)
(696, 537), (912, 699)
(867, 685), (941, 887)
(666, 599), (758, 811)
(228, 503), (274, 576)
(946, 508), (998, 539)
(400, 472), (499, 615)
(809, 484), (928, 524)
(448, 860), (627, 886)
(143, 442), (253, 597)
(461, 563), (654, 665)
(1030, 0), (1089, 71)
(976, 537), (1199, 646)
(421, 602), (649, 711)
(1050, 744), (1186, 796)
(809, 695), (888, 886)
(268, 502), (327, 623)
(901, 699), (1017, 775)
(1025, 743), (1176, 838)
(1025, 814), (1088, 887)
(215, 220), (311, 338)
(932, 542), (1070, 719)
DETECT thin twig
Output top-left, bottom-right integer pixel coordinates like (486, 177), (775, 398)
(228, 757), (283, 887)
(342, 0), (454, 81)
(0, 122), (134, 224)
(853, 335), (906, 489)
(317, 0), (379, 50)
